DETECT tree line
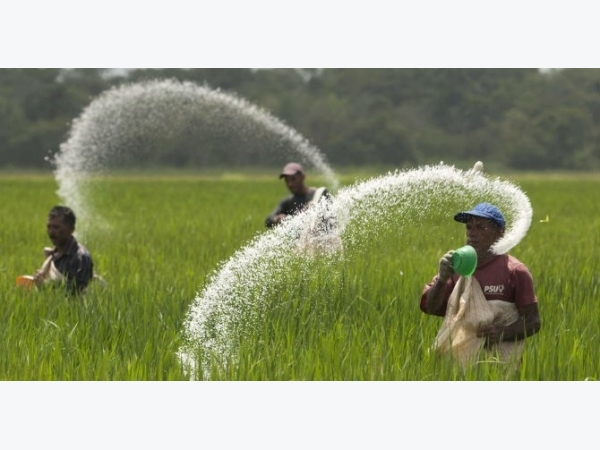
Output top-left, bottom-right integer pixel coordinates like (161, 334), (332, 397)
(1, 68), (599, 171)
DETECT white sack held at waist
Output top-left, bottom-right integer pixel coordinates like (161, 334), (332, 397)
(434, 275), (524, 368)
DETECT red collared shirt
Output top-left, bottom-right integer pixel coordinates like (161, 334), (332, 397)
(420, 254), (538, 316)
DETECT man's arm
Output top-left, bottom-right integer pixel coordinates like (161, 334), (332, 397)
(421, 251), (455, 315)
(33, 254), (53, 287)
(265, 197), (290, 228)
(66, 254), (94, 294)
(422, 277), (451, 315)
(479, 263), (541, 344)
(266, 207), (284, 228)
(478, 302), (541, 345)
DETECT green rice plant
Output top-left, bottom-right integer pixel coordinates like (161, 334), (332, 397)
(0, 171), (598, 381)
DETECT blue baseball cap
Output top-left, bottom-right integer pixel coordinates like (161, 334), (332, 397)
(454, 202), (506, 228)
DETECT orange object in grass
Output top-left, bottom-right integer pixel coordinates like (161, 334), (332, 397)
(16, 275), (35, 289)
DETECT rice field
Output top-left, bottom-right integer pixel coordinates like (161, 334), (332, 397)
(1, 170), (598, 381)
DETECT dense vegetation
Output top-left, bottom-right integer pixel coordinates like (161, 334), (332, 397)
(2, 68), (600, 171)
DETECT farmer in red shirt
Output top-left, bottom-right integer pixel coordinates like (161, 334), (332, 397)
(420, 202), (541, 348)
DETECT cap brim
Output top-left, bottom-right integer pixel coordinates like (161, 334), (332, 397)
(454, 211), (488, 223)
(454, 211), (505, 228)
(279, 171), (301, 178)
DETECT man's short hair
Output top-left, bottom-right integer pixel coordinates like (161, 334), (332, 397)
(49, 205), (76, 227)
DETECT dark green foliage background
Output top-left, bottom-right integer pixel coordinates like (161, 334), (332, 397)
(2, 68), (600, 171)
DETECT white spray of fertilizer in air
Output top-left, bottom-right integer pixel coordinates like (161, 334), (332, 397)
(45, 79), (533, 378)
(50, 79), (339, 234)
(178, 161), (533, 379)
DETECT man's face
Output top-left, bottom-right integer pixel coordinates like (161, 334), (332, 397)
(464, 217), (504, 256)
(47, 215), (73, 248)
(283, 173), (305, 195)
